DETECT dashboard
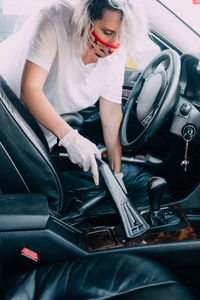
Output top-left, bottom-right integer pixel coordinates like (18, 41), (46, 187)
(180, 53), (200, 106)
(168, 53), (200, 145)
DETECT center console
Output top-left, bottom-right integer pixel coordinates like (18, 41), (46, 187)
(0, 193), (200, 269)
(0, 158), (200, 269)
(84, 205), (197, 252)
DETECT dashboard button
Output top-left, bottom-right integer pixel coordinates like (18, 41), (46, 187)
(180, 103), (191, 116)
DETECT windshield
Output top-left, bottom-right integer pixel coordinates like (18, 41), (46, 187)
(160, 0), (200, 35)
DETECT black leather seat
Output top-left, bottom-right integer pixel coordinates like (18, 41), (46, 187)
(1, 253), (194, 300)
(0, 76), (63, 213)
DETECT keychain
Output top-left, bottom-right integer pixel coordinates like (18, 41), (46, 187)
(181, 133), (192, 172)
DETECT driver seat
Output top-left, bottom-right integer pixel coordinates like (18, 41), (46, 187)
(0, 76), (114, 218)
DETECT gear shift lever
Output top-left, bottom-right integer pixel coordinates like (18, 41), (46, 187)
(148, 177), (167, 214)
(148, 176), (182, 229)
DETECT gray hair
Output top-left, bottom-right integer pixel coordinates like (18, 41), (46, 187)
(62, 0), (149, 59)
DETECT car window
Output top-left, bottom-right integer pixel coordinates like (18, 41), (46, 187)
(2, 0), (54, 15)
(0, 0), (54, 41)
(149, 0), (200, 54)
(160, 0), (200, 35)
(0, 0), (17, 41)
(132, 36), (160, 69)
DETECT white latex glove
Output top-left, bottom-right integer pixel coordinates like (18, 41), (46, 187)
(58, 130), (101, 185)
(115, 172), (127, 193)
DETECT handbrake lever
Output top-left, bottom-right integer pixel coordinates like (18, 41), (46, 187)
(96, 157), (149, 238)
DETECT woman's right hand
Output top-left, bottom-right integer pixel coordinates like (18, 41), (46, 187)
(59, 129), (101, 185)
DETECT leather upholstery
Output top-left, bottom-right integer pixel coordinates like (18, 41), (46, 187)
(2, 254), (194, 299)
(0, 76), (64, 213)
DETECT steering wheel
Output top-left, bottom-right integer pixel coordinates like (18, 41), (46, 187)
(121, 49), (181, 151)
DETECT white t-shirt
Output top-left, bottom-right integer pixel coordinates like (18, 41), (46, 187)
(0, 2), (126, 147)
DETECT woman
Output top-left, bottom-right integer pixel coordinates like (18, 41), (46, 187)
(0, 0), (152, 206)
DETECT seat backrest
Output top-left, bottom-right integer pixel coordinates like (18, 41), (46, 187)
(0, 76), (64, 213)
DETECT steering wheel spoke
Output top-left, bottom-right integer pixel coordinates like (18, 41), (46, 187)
(141, 107), (158, 127)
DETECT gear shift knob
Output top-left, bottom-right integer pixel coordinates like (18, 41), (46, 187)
(148, 177), (167, 212)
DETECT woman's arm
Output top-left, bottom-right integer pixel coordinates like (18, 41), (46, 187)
(100, 97), (123, 174)
(21, 60), (101, 185)
(21, 60), (73, 140)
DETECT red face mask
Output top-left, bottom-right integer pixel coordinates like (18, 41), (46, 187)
(89, 30), (120, 58)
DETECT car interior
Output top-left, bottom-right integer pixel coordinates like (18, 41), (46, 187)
(0, 0), (200, 298)
(0, 41), (200, 298)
